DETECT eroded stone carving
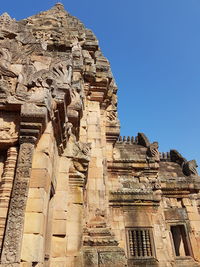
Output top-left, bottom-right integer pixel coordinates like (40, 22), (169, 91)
(72, 142), (91, 161)
(0, 48), (17, 78)
(170, 149), (198, 177)
(67, 87), (83, 126)
(147, 141), (160, 161)
(136, 132), (150, 147)
(68, 141), (91, 174)
(170, 149), (186, 166)
(183, 160), (198, 177)
(135, 133), (160, 161)
(0, 112), (19, 146)
(64, 141), (91, 187)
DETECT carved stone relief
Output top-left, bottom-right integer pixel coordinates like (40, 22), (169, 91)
(65, 141), (91, 186)
(0, 112), (19, 146)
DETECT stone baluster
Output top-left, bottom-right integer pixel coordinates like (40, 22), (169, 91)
(142, 230), (147, 257)
(128, 231), (134, 256)
(138, 230), (143, 257)
(146, 230), (152, 256)
(133, 230), (138, 257)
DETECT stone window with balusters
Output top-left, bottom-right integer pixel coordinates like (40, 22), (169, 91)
(126, 227), (155, 259)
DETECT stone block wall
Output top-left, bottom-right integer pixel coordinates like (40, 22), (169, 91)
(0, 3), (200, 267)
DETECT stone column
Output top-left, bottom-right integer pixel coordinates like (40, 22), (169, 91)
(1, 142), (34, 265)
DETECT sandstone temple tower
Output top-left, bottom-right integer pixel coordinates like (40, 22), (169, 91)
(0, 3), (200, 267)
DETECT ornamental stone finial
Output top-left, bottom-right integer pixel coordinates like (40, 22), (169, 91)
(0, 12), (11, 18)
(54, 2), (65, 10)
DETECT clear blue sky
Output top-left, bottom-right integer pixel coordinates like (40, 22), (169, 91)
(1, 0), (200, 167)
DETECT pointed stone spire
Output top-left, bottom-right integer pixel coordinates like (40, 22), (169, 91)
(53, 2), (65, 11)
(0, 12), (12, 22)
(0, 12), (11, 19)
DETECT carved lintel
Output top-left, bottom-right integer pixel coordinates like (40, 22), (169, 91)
(1, 142), (34, 264)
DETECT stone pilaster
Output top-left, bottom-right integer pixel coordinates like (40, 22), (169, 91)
(1, 142), (34, 265)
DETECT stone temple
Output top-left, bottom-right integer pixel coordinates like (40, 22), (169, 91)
(0, 3), (200, 267)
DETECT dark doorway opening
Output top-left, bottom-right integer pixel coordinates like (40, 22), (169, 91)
(170, 225), (191, 257)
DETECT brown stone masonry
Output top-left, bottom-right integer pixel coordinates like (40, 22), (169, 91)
(0, 3), (200, 267)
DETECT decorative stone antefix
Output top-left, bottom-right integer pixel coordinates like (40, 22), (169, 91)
(183, 160), (198, 176)
(147, 142), (160, 162)
(136, 132), (160, 162)
(136, 132), (151, 147)
(170, 149), (199, 177)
